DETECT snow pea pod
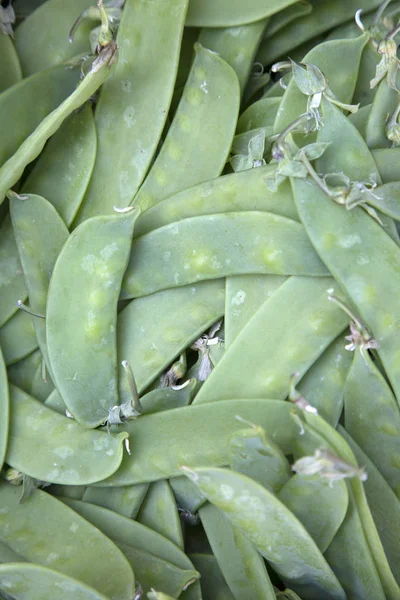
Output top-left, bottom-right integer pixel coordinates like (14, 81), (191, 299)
(297, 333), (352, 427)
(277, 474), (348, 553)
(139, 381), (196, 414)
(0, 35), (22, 93)
(11, 193), (69, 372)
(340, 426), (400, 586)
(193, 276), (348, 404)
(366, 79), (398, 149)
(228, 425), (291, 492)
(134, 44), (239, 211)
(0, 310), (37, 365)
(29, 364), (54, 402)
(324, 490), (386, 600)
(6, 384), (128, 485)
(0, 49), (114, 204)
(363, 182), (400, 221)
(14, 0), (92, 76)
(47, 208), (139, 427)
(189, 554), (234, 600)
(134, 168), (298, 238)
(348, 103), (372, 138)
(199, 502), (276, 600)
(21, 104), (96, 227)
(0, 563), (111, 600)
(0, 345), (8, 473)
(183, 467), (346, 600)
(198, 19), (268, 95)
(75, 0), (188, 220)
(7, 349), (41, 395)
(96, 400), (295, 486)
(0, 484), (135, 600)
(264, 1), (312, 38)
(0, 216), (27, 327)
(122, 212), (328, 299)
(137, 480), (183, 549)
(273, 34), (368, 134)
(224, 274), (287, 346)
(185, 0), (299, 28)
(372, 148), (400, 183)
(344, 346), (400, 496)
(117, 280), (225, 402)
(236, 97), (281, 133)
(169, 476), (206, 514)
(82, 484), (149, 519)
(0, 64), (79, 168)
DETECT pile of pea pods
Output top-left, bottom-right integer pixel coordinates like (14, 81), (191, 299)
(4, 0), (400, 598)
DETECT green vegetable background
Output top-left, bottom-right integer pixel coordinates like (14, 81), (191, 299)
(1, 0), (400, 598)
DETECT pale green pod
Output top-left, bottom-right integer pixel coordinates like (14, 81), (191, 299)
(0, 310), (37, 365)
(169, 476), (206, 514)
(277, 474), (348, 553)
(224, 274), (287, 346)
(199, 503), (276, 600)
(185, 0), (299, 27)
(140, 381), (197, 414)
(134, 43), (240, 211)
(362, 182), (400, 221)
(372, 148), (400, 183)
(121, 212), (328, 298)
(10, 193), (69, 372)
(134, 167), (298, 239)
(75, 0), (188, 220)
(0, 563), (112, 600)
(21, 104), (97, 227)
(297, 333), (352, 427)
(184, 467), (346, 600)
(6, 385), (128, 485)
(236, 97), (281, 133)
(198, 19), (268, 94)
(345, 346), (400, 497)
(324, 491), (386, 600)
(348, 104), (372, 138)
(14, 0), (93, 75)
(366, 79), (398, 149)
(0, 484), (135, 600)
(47, 209), (140, 427)
(264, 1), (312, 37)
(82, 484), (149, 519)
(228, 426), (291, 492)
(0, 345), (8, 473)
(0, 35), (22, 93)
(96, 400), (295, 486)
(0, 216), (27, 327)
(189, 554), (235, 600)
(43, 388), (66, 415)
(117, 280), (225, 402)
(137, 480), (183, 549)
(0, 541), (24, 564)
(193, 277), (348, 404)
(29, 365), (54, 402)
(7, 349), (41, 395)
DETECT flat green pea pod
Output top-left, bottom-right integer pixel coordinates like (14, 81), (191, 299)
(340, 426), (400, 586)
(0, 345), (8, 473)
(236, 97), (281, 134)
(140, 381), (196, 414)
(7, 349), (41, 395)
(185, 0), (299, 27)
(47, 208), (139, 427)
(50, 484), (86, 500)
(0, 216), (27, 327)
(117, 280), (225, 401)
(198, 20), (268, 95)
(29, 364), (54, 402)
(11, 193), (69, 373)
(0, 484), (135, 600)
(14, 0), (92, 76)
(366, 79), (398, 149)
(0, 47), (115, 205)
(344, 346), (400, 497)
(348, 103), (372, 138)
(82, 483), (149, 519)
(297, 333), (352, 427)
(273, 34), (369, 134)
(137, 480), (183, 549)
(0, 35), (22, 93)
(362, 182), (400, 221)
(134, 168), (298, 239)
(0, 563), (112, 600)
(95, 400), (295, 487)
(182, 467), (346, 600)
(0, 64), (79, 168)
(134, 44), (240, 212)
(189, 554), (234, 600)
(199, 503), (276, 600)
(277, 474), (348, 553)
(169, 476), (206, 515)
(224, 274), (287, 346)
(228, 424), (291, 492)
(264, 1), (312, 38)
(324, 490), (386, 600)
(148, 591), (177, 600)
(61, 499), (201, 599)
(21, 105), (96, 227)
(193, 276), (348, 404)
(121, 212), (328, 299)
(372, 148), (400, 182)
(75, 0), (188, 221)
(6, 384), (128, 485)
(0, 309), (37, 367)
